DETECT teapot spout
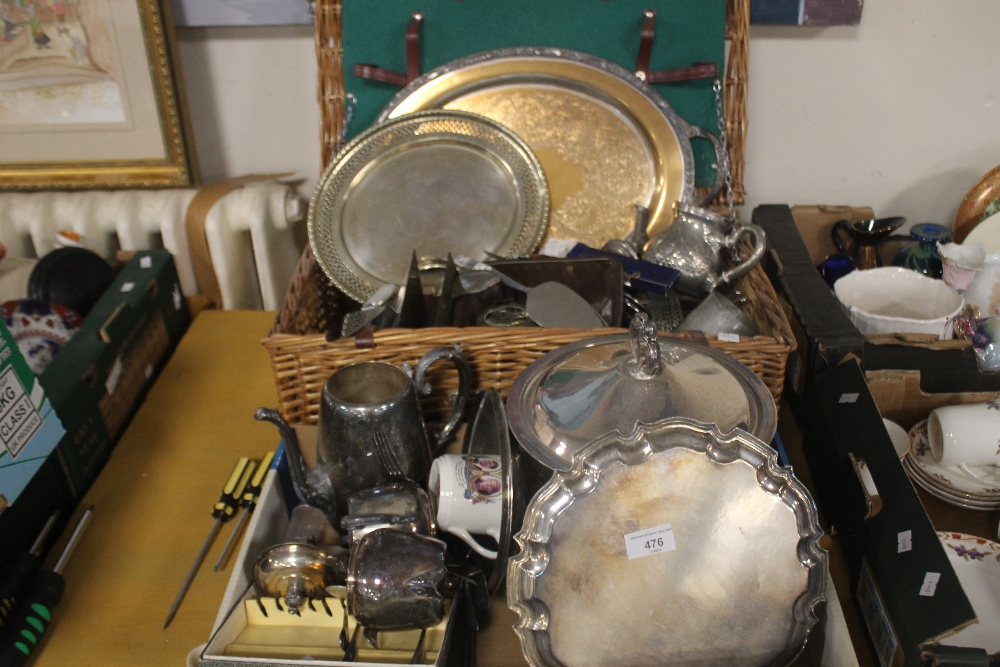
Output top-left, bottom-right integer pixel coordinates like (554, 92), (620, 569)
(254, 407), (339, 524)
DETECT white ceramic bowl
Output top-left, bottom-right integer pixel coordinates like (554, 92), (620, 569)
(834, 267), (964, 339)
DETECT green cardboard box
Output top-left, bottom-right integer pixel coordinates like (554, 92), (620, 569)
(0, 319), (66, 512)
(39, 250), (191, 498)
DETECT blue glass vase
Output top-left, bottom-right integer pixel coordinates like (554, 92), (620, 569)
(894, 223), (952, 279)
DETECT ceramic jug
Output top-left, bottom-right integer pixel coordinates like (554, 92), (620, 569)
(644, 202), (767, 296)
(964, 253), (1000, 319)
(255, 345), (471, 523)
(830, 216), (905, 270)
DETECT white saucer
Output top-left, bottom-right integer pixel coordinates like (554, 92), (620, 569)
(906, 420), (1000, 499)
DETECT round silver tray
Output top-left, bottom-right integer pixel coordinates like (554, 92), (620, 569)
(507, 418), (827, 667)
(308, 110), (549, 302)
(380, 47), (724, 249)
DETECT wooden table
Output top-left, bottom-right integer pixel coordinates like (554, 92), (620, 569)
(34, 310), (281, 666)
(30, 309), (863, 666)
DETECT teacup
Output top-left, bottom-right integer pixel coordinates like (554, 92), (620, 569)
(927, 401), (1000, 467)
(940, 242), (986, 293)
(347, 528), (447, 630)
(428, 454), (503, 559)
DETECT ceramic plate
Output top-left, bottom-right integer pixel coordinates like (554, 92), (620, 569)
(936, 532), (1000, 656)
(380, 47), (720, 249)
(508, 419), (826, 667)
(962, 209), (1000, 255)
(460, 388), (529, 595)
(906, 419), (1000, 499)
(903, 458), (1000, 510)
(882, 418), (910, 459)
(954, 164), (1000, 243)
(1, 299), (82, 375)
(308, 110), (548, 303)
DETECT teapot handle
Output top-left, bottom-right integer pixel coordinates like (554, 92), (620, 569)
(830, 220), (852, 254)
(413, 345), (471, 457)
(719, 224), (768, 287)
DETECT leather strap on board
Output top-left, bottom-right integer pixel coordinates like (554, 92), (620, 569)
(184, 173), (292, 306)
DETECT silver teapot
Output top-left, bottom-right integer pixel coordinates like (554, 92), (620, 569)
(645, 201), (766, 296)
(255, 346), (470, 524)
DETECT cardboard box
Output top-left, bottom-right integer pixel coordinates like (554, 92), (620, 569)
(0, 320), (66, 512)
(39, 249), (191, 498)
(789, 205), (876, 267)
(197, 439), (470, 667)
(754, 204), (1000, 409)
(804, 359), (994, 666)
(866, 369), (1000, 541)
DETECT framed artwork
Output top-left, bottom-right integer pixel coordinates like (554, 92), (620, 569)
(751, 0), (863, 25)
(170, 0), (313, 27)
(0, 0), (199, 190)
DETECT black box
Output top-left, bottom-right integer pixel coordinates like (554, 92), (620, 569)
(753, 204), (864, 410)
(805, 359), (986, 666)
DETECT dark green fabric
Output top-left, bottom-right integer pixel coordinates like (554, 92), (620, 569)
(341, 0), (727, 185)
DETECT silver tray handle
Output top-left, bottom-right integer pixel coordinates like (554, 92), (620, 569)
(682, 120), (727, 207)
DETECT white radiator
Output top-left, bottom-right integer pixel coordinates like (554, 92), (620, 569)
(0, 181), (306, 310)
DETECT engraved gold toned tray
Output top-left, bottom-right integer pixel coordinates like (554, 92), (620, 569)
(308, 110), (549, 302)
(508, 419), (827, 667)
(380, 47), (723, 249)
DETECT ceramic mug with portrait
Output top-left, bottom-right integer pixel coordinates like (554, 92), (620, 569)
(427, 454), (503, 558)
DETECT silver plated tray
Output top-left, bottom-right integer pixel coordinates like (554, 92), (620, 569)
(308, 110), (549, 302)
(380, 47), (724, 249)
(507, 419), (827, 667)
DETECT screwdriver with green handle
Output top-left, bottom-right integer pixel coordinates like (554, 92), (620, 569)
(163, 457), (256, 629)
(214, 450), (275, 572)
(0, 512), (59, 630)
(0, 506), (93, 667)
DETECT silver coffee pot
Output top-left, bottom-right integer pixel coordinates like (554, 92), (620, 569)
(645, 201), (766, 296)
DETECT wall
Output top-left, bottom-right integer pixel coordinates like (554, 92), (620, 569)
(175, 0), (1000, 229)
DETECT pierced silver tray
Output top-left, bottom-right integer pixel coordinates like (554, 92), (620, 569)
(507, 418), (827, 667)
(308, 110), (549, 302)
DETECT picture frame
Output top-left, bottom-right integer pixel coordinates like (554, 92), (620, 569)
(170, 0), (313, 27)
(750, 0), (863, 25)
(0, 0), (199, 190)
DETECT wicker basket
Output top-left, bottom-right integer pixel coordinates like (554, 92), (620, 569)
(263, 243), (795, 428)
(267, 0), (784, 428)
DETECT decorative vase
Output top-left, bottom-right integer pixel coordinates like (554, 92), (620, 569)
(893, 223), (952, 278)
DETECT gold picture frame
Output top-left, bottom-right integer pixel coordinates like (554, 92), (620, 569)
(0, 0), (198, 189)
